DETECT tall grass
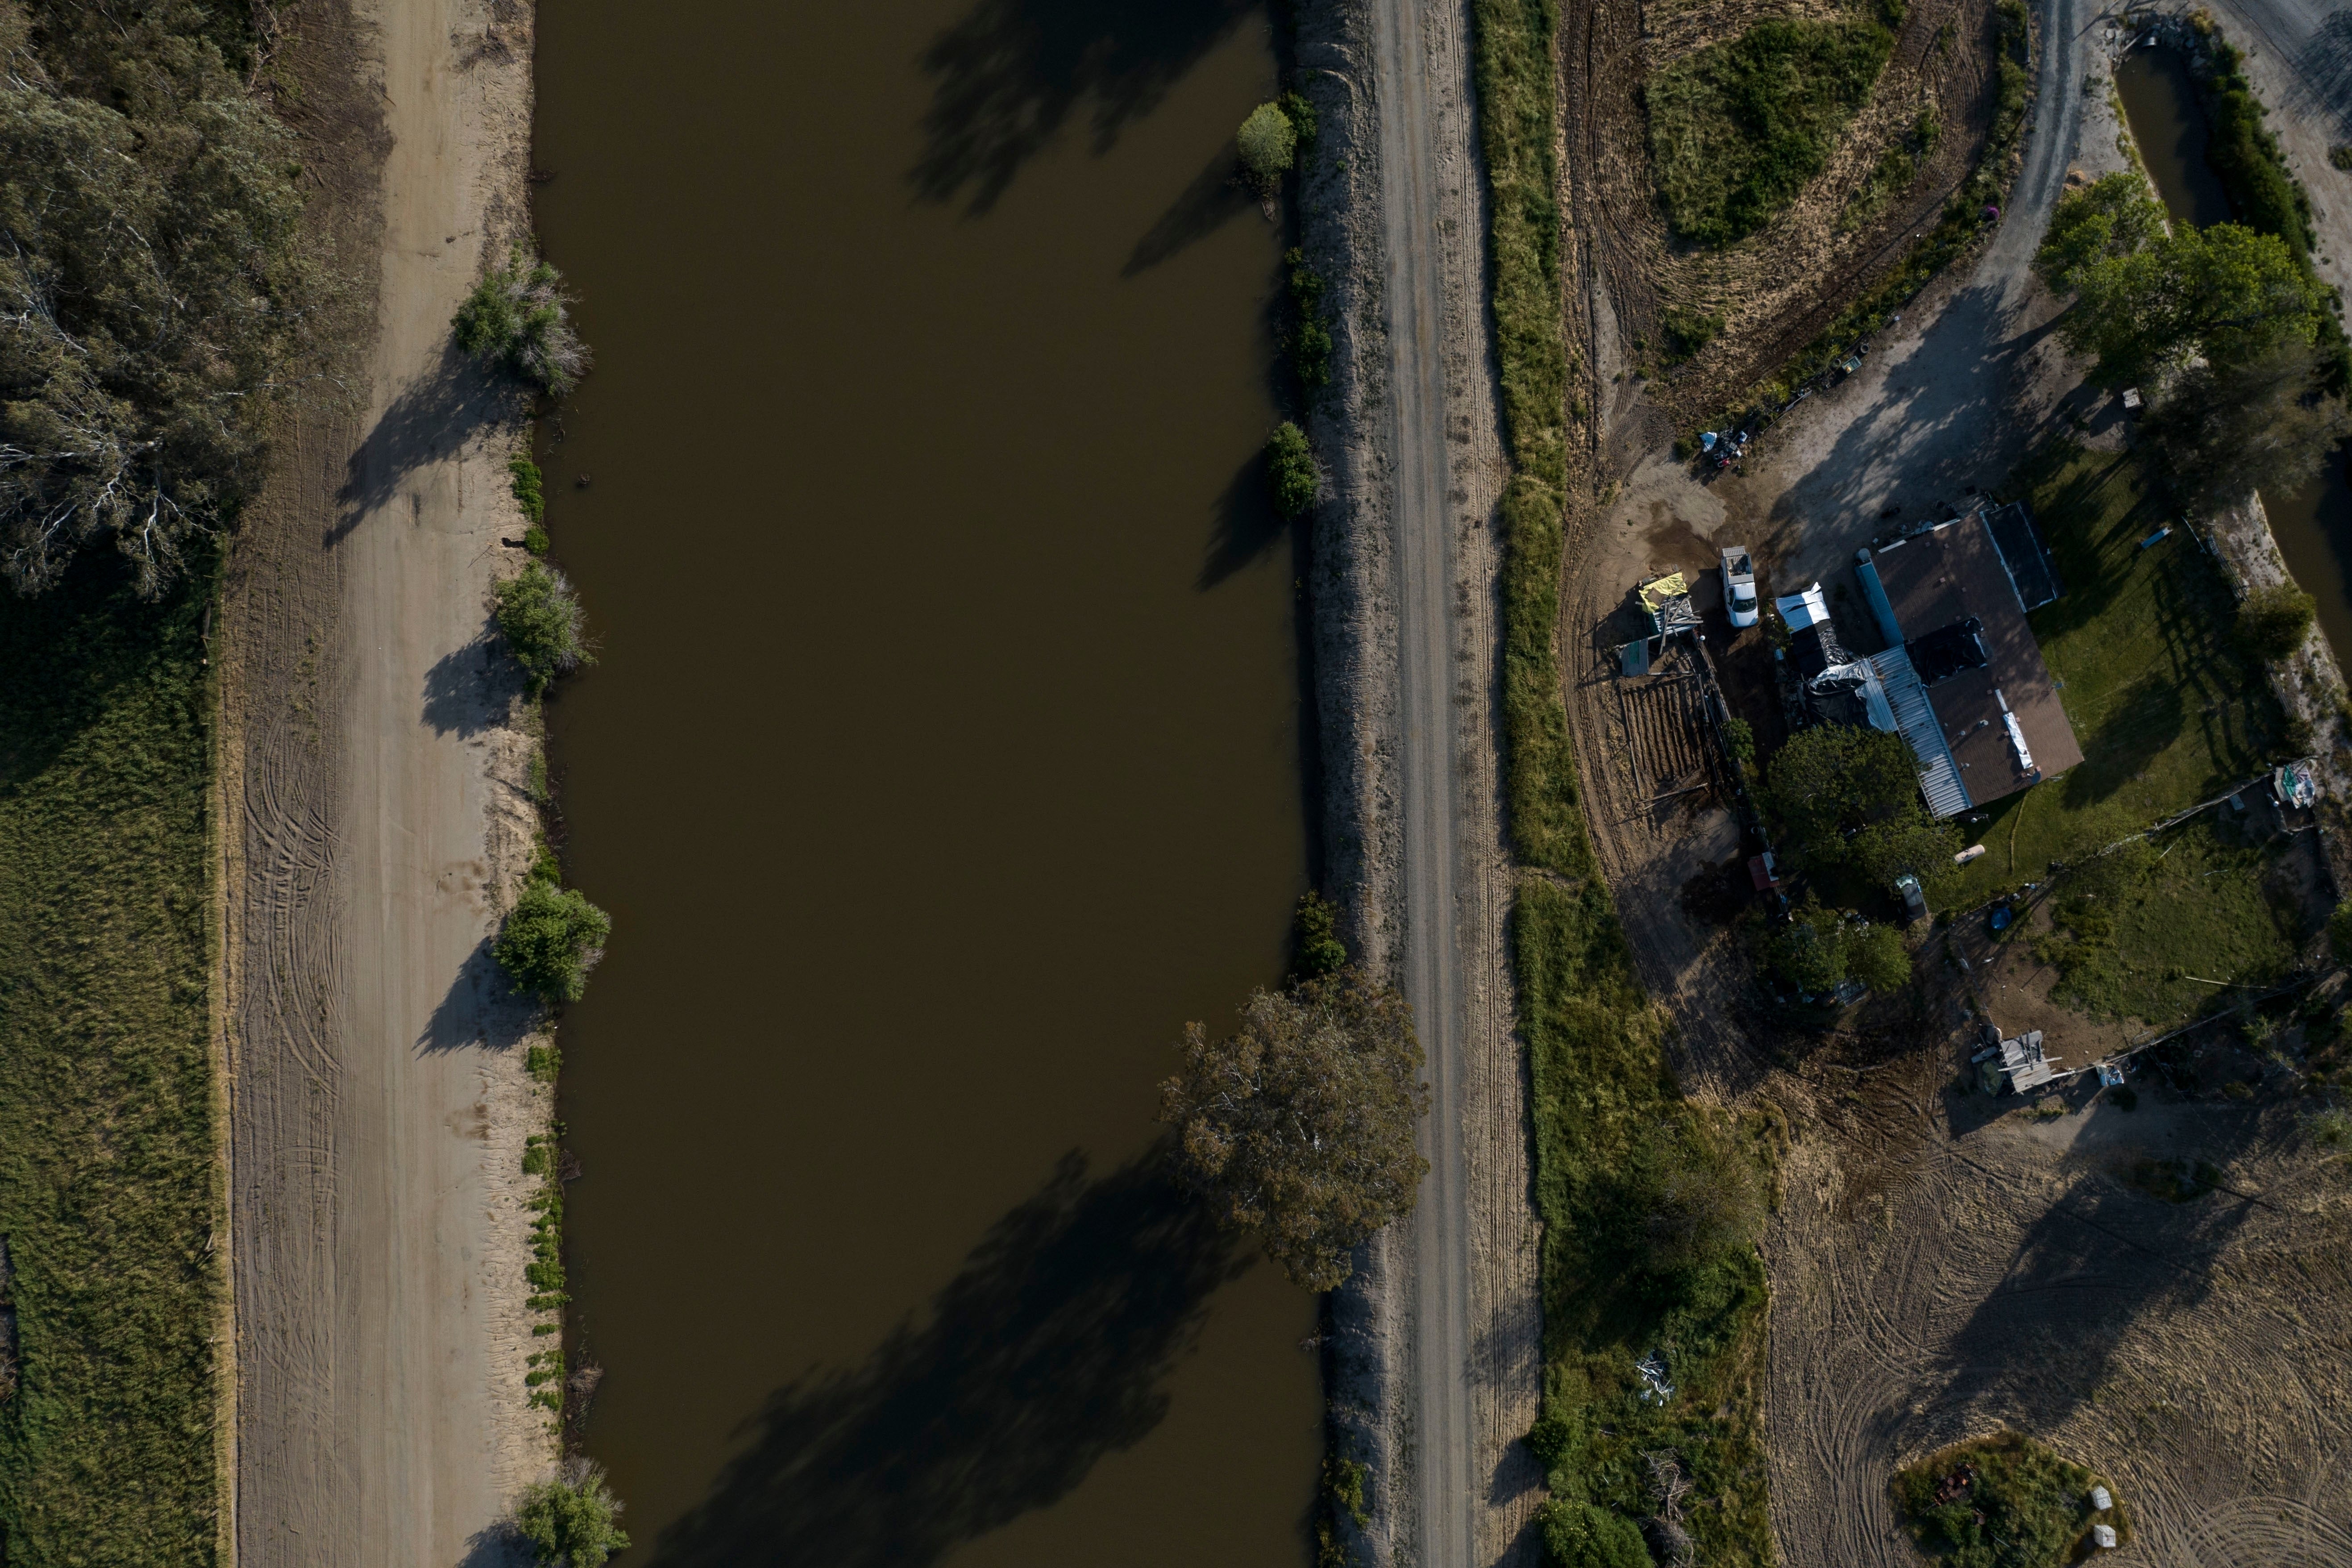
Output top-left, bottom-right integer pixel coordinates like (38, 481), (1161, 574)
(0, 559), (224, 1561)
(1469, 3), (1780, 1560)
(1473, 0), (1589, 878)
(1649, 8), (1903, 247)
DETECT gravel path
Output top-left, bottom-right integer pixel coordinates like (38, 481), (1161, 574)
(224, 0), (551, 1558)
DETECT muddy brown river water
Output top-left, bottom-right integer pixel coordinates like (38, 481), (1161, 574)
(2114, 42), (2352, 669)
(532, 3), (1318, 1561)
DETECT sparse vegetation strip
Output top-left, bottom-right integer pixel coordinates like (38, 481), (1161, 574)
(1469, 0), (1782, 1559)
(1892, 1431), (2127, 1568)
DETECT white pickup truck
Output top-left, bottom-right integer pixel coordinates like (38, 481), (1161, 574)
(1720, 545), (1758, 628)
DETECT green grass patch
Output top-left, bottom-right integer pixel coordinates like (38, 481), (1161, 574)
(1944, 441), (2285, 909)
(1841, 105), (1941, 232)
(2032, 819), (2308, 1021)
(1518, 880), (1779, 1567)
(0, 560), (224, 1561)
(1649, 6), (1902, 247)
(1893, 1431), (2127, 1568)
(1473, 0), (1589, 878)
(1471, 1), (1779, 1557)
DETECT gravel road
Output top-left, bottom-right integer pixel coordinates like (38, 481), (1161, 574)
(226, 0), (549, 1559)
(1365, 0), (1534, 1563)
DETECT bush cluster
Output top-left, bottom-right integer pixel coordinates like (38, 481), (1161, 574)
(1265, 421), (1319, 517)
(2237, 580), (2317, 663)
(515, 1463), (632, 1567)
(1292, 890), (1347, 979)
(494, 561), (593, 694)
(494, 869), (611, 1004)
(453, 246), (592, 395)
(1237, 100), (1297, 189)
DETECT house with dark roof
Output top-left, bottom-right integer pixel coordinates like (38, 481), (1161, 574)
(1785, 504), (2083, 819)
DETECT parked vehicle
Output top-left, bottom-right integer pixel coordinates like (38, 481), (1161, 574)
(1720, 545), (1758, 628)
(1894, 872), (1928, 924)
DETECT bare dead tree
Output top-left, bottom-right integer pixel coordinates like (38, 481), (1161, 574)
(1644, 1451), (1697, 1568)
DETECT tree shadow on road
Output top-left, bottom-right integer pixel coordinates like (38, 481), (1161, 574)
(416, 929), (536, 1054)
(643, 1148), (1249, 1568)
(421, 620), (518, 740)
(332, 340), (514, 544)
(909, 0), (1259, 214)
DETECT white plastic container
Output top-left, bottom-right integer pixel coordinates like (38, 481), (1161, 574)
(2092, 1523), (2119, 1549)
(2090, 1485), (2112, 1512)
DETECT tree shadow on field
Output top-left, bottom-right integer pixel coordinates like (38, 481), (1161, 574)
(416, 929), (536, 1053)
(2289, 10), (2352, 142)
(2061, 671), (2186, 806)
(332, 340), (512, 543)
(644, 1149), (1249, 1568)
(1200, 449), (1287, 590)
(1928, 1125), (2263, 1444)
(910, 0), (1259, 214)
(1124, 142), (1254, 275)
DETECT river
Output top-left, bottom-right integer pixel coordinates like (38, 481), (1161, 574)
(2114, 42), (2352, 668)
(531, 2), (1319, 1562)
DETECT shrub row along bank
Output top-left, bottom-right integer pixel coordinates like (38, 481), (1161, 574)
(2187, 18), (2352, 388)
(1468, 1), (1782, 1564)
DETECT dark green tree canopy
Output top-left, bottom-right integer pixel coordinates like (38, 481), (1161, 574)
(1159, 970), (1429, 1290)
(2036, 175), (2327, 387)
(495, 880), (611, 1004)
(2144, 343), (2352, 513)
(0, 1), (314, 596)
(494, 562), (593, 694)
(1765, 724), (1953, 886)
(515, 1462), (631, 1567)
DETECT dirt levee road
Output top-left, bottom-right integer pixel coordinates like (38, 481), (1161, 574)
(224, 0), (549, 1559)
(1364, 0), (1533, 1562)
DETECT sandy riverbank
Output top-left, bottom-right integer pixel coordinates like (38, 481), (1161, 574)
(219, 0), (557, 1557)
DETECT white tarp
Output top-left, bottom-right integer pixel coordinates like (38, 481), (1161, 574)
(1776, 582), (1831, 631)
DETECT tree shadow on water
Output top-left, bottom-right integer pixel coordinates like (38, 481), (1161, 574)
(644, 1149), (1248, 1568)
(910, 0), (1260, 214)
(1200, 449), (1286, 590)
(1124, 142), (1255, 275)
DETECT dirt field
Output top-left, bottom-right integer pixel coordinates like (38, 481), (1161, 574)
(1767, 1049), (2352, 1568)
(220, 0), (553, 1558)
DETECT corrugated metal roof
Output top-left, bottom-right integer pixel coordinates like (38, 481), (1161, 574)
(1869, 646), (1972, 819)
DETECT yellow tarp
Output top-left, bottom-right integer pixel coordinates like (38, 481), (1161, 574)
(1638, 573), (1690, 612)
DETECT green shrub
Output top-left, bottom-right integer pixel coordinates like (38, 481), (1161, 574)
(515, 1463), (632, 1567)
(1266, 422), (1319, 517)
(1660, 304), (1723, 362)
(524, 524), (550, 556)
(494, 562), (593, 693)
(1286, 248), (1333, 390)
(1282, 89), (1319, 150)
(1846, 921), (1912, 991)
(1722, 715), (1756, 768)
(2237, 581), (2316, 663)
(1892, 1431), (2124, 1568)
(1648, 12), (1900, 246)
(2330, 900), (2352, 965)
(454, 247), (592, 394)
(1293, 890), (1348, 979)
(495, 880), (611, 1003)
(509, 455), (546, 524)
(1238, 101), (1297, 187)
(1538, 1500), (1651, 1568)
